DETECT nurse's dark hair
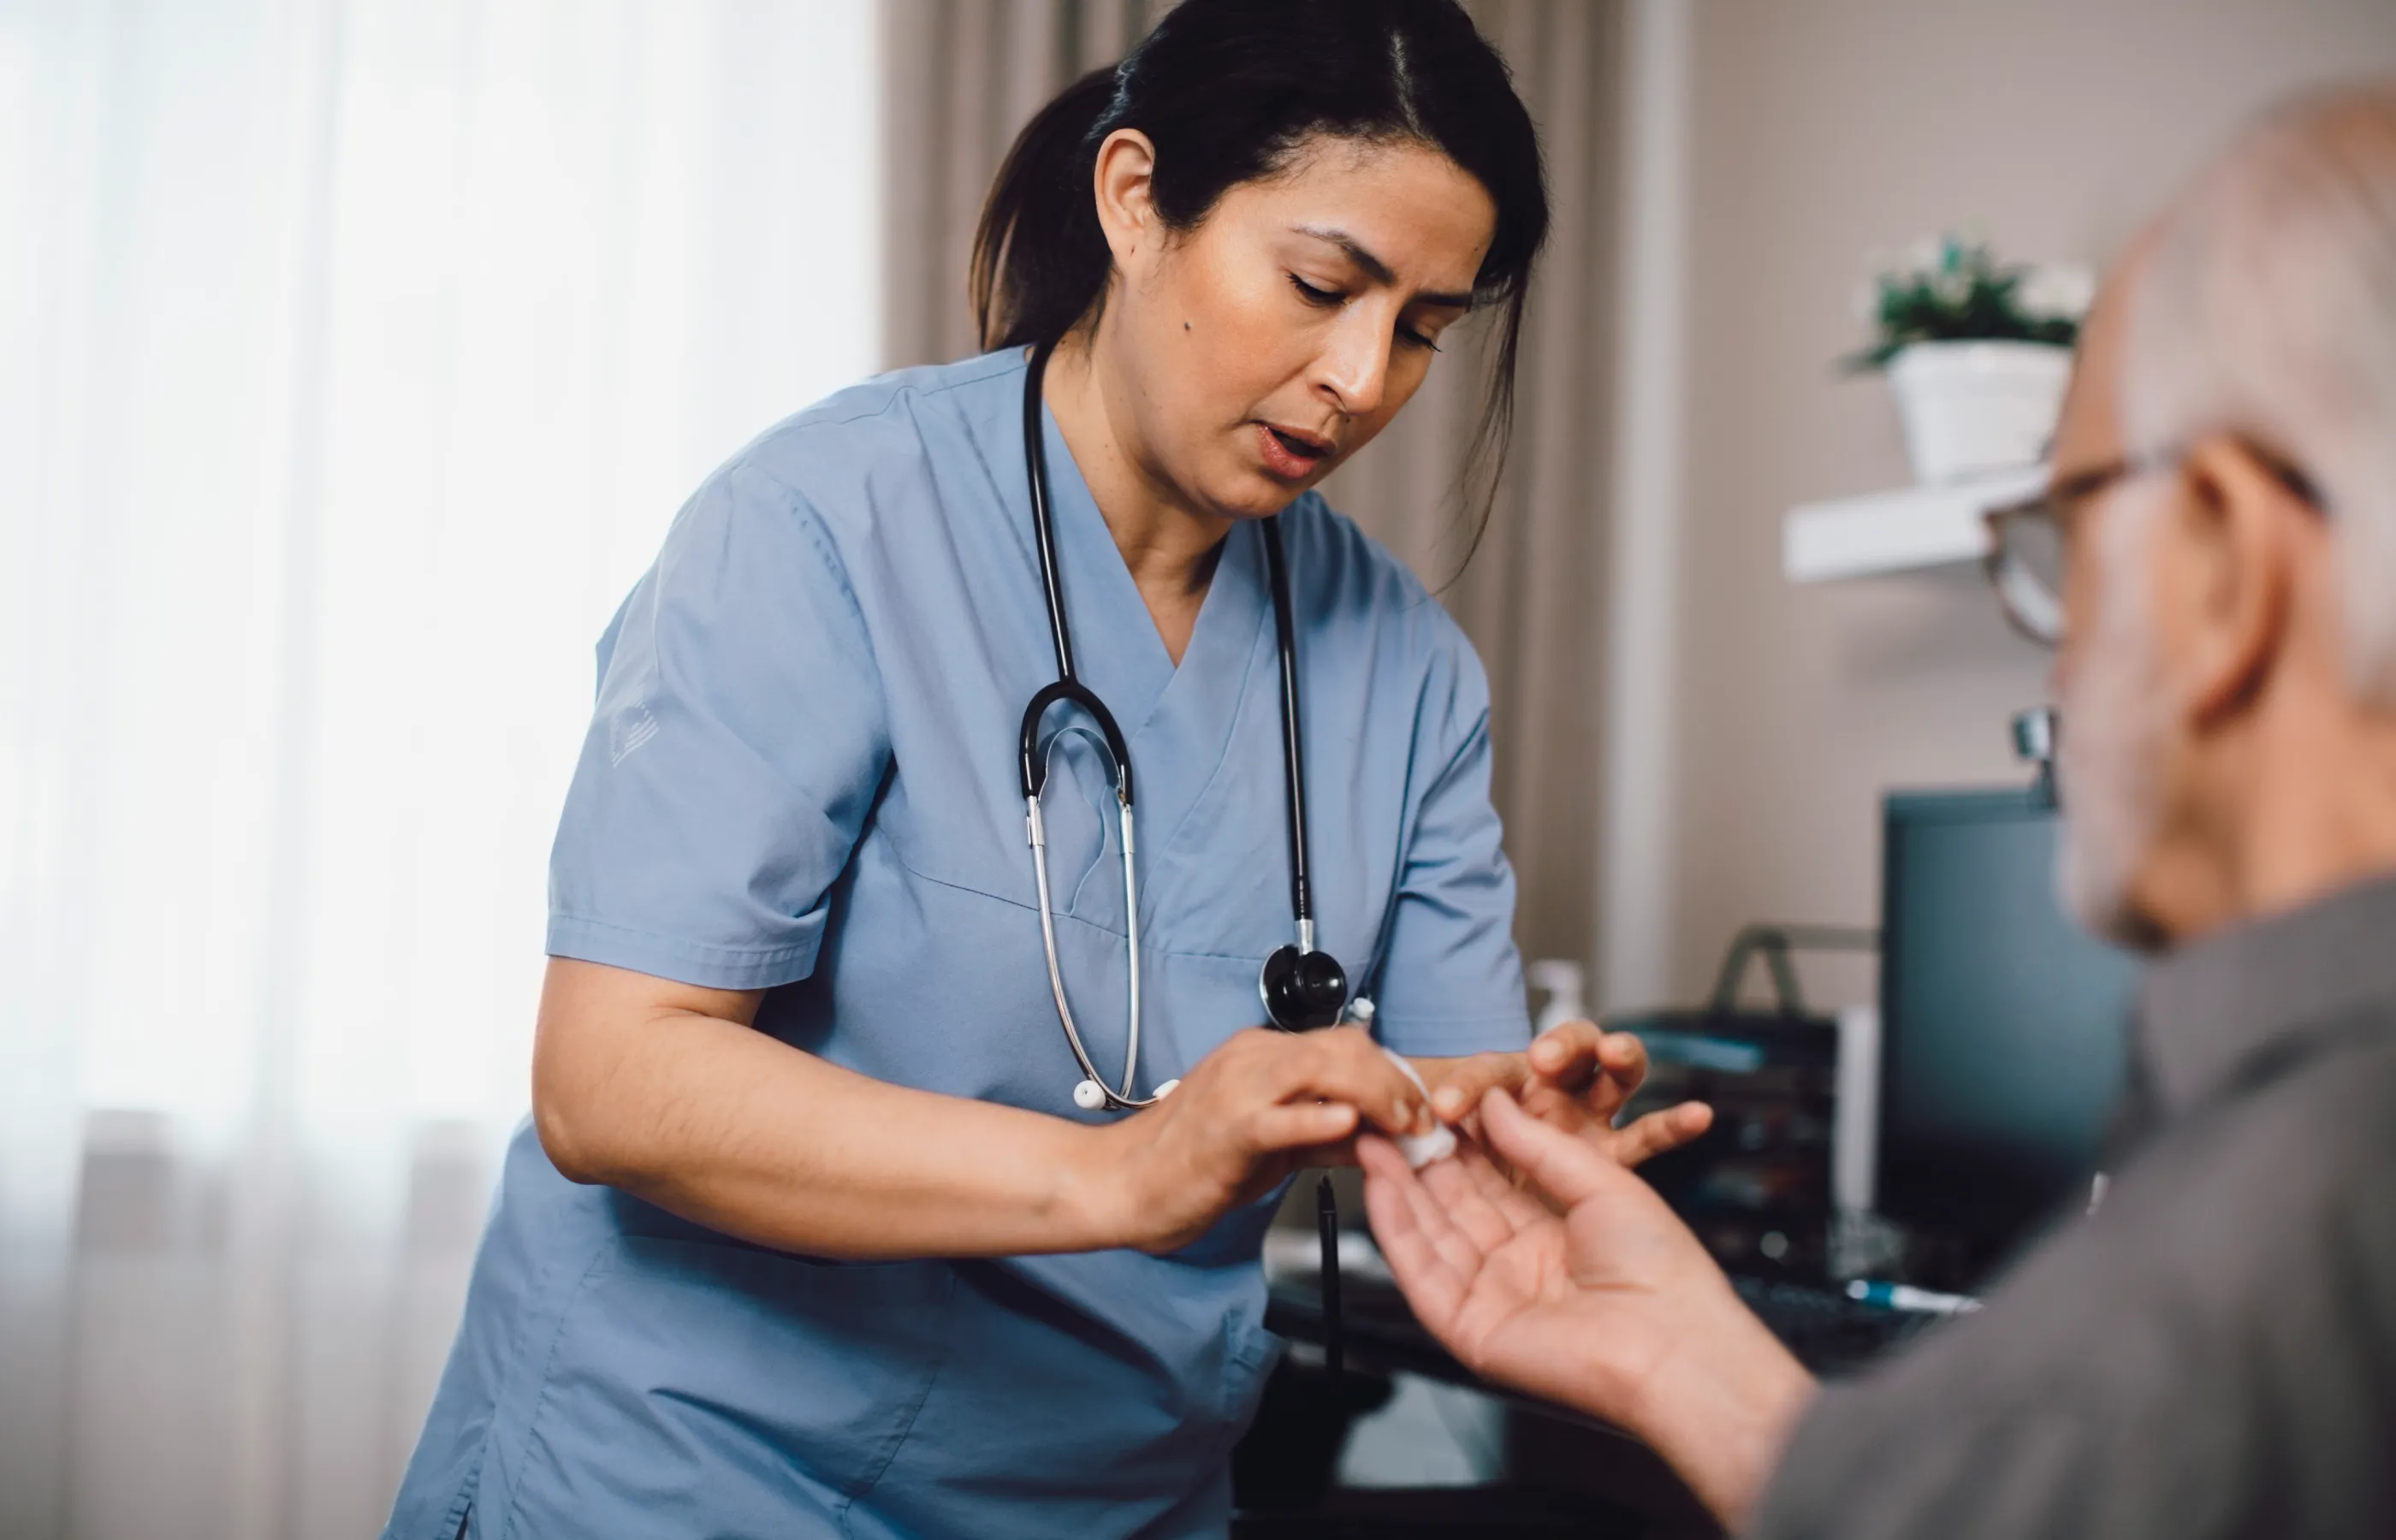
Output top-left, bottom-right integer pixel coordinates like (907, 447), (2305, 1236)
(970, 0), (1549, 542)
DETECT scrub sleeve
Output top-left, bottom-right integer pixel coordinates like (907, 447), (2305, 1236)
(1366, 676), (1524, 1059)
(547, 459), (887, 993)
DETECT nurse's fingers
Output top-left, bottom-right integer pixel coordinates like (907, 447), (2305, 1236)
(1526, 1019), (1608, 1093)
(1262, 1028), (1432, 1139)
(1426, 1051), (1531, 1125)
(1607, 1101), (1716, 1169)
(1251, 1099), (1361, 1155)
(1530, 1021), (1651, 1123)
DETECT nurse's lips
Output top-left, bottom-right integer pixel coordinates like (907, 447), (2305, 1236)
(1255, 423), (1335, 481)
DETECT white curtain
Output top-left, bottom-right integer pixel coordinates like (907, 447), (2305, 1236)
(0, 2), (879, 1534)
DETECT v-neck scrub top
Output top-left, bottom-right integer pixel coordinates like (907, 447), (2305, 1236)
(385, 350), (1530, 1540)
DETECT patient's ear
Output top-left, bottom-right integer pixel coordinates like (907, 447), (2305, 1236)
(2165, 435), (2297, 732)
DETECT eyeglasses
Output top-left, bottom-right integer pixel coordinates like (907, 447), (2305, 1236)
(1982, 441), (2325, 647)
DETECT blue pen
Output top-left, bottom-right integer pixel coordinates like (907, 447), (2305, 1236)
(1846, 1279), (1984, 1315)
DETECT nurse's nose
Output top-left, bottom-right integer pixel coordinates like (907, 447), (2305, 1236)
(1312, 308), (1394, 420)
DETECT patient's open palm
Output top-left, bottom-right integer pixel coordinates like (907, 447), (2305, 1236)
(1359, 1089), (1736, 1423)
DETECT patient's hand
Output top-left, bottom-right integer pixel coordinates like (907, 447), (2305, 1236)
(1416, 1021), (1713, 1173)
(1359, 1090), (1812, 1531)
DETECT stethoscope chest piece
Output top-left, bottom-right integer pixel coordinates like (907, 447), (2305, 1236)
(1260, 943), (1347, 1031)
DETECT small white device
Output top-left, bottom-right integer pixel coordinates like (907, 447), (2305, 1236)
(1379, 1047), (1457, 1169)
(1073, 1076), (1177, 1111)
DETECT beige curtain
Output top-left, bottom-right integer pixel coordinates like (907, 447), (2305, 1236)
(878, 0), (1625, 974)
(881, 0), (1178, 370)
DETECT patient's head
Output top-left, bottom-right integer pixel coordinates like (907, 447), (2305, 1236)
(2053, 81), (2396, 948)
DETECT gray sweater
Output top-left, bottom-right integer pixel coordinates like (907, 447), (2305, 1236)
(1753, 874), (2396, 1540)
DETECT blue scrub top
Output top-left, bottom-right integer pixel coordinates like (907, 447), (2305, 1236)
(386, 350), (1529, 1540)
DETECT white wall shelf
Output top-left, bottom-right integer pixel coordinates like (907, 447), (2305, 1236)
(1782, 465), (2047, 583)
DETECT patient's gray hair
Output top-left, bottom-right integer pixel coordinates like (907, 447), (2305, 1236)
(2123, 81), (2396, 703)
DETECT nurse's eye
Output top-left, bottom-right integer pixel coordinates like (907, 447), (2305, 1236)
(1289, 274), (1343, 307)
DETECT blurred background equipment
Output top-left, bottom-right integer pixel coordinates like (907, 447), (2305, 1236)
(1875, 786), (2139, 1287)
(1616, 767), (2138, 1298)
(1526, 957), (1588, 1038)
(1609, 924), (1866, 1284)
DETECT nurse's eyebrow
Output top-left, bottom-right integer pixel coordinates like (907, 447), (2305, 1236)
(1292, 225), (1475, 309)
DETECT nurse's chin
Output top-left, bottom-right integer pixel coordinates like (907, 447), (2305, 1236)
(1209, 471), (1326, 519)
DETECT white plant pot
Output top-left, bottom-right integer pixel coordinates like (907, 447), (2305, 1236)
(1885, 341), (2073, 485)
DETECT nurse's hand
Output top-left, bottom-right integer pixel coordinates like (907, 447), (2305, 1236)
(1415, 1021), (1713, 1173)
(1094, 1025), (1437, 1255)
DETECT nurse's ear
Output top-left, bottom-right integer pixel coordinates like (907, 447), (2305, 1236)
(1090, 128), (1164, 287)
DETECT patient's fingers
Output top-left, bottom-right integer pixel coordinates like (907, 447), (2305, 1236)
(1420, 1151), (1515, 1257)
(1358, 1137), (1468, 1324)
(1479, 1087), (1626, 1211)
(1356, 1137), (1432, 1261)
(1408, 1161), (1498, 1282)
(1458, 1140), (1554, 1232)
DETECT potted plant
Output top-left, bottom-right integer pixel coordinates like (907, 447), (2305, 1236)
(1848, 234), (2094, 485)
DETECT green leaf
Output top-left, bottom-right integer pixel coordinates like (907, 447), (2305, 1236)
(1843, 234), (2080, 371)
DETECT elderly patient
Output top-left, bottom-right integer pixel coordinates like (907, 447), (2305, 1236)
(1361, 82), (2396, 1540)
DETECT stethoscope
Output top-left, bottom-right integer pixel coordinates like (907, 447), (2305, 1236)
(1019, 340), (1353, 1112)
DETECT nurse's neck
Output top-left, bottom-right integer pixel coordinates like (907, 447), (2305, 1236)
(1041, 333), (1235, 668)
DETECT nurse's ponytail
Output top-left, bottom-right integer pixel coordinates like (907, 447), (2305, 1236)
(971, 66), (1121, 356)
(969, 0), (1550, 546)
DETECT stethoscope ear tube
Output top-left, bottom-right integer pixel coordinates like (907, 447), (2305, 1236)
(1257, 518), (1314, 932)
(1019, 679), (1136, 803)
(1017, 338), (1350, 1112)
(1029, 785), (1165, 1111)
(1024, 338), (1077, 684)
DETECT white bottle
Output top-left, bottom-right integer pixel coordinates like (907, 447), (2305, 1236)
(1527, 958), (1586, 1036)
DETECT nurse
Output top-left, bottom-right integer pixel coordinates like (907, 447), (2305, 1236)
(386, 2), (1706, 1536)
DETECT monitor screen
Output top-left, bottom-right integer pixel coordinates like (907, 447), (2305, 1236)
(1876, 788), (2139, 1261)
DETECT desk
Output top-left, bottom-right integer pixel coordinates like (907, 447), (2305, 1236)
(1242, 1264), (1925, 1538)
(1264, 1263), (1919, 1384)
(1242, 1274), (1719, 1538)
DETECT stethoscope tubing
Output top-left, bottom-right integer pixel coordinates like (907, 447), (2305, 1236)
(1021, 339), (1158, 1108)
(1027, 778), (1149, 1106)
(1024, 338), (1079, 685)
(1258, 518), (1316, 947)
(1018, 337), (1337, 1111)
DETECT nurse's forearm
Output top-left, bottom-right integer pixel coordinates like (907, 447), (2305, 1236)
(532, 959), (1130, 1259)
